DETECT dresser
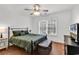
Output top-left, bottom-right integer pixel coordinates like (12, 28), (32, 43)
(0, 38), (8, 49)
(64, 35), (79, 55)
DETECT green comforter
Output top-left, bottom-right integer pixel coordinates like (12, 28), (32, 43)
(9, 34), (47, 52)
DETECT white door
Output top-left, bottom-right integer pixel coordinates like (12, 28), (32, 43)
(39, 20), (48, 35)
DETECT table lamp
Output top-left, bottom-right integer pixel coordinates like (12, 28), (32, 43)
(0, 27), (6, 38)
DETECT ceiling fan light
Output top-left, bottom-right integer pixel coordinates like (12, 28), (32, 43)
(33, 11), (40, 16)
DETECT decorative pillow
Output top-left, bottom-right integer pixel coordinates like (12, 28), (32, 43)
(20, 31), (26, 35)
(12, 31), (21, 36)
(12, 30), (29, 36)
(25, 30), (29, 34)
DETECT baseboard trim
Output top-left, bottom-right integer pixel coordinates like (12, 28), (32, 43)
(0, 48), (6, 51)
(52, 41), (64, 45)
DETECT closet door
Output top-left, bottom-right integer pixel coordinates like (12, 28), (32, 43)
(39, 20), (48, 35)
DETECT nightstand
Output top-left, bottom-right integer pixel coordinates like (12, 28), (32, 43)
(0, 38), (8, 49)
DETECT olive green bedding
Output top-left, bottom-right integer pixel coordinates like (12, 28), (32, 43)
(9, 34), (47, 52)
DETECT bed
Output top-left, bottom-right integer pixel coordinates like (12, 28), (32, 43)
(8, 27), (47, 54)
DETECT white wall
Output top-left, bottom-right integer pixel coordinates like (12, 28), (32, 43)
(72, 5), (79, 24)
(0, 5), (31, 28)
(0, 5), (31, 38)
(30, 10), (72, 43)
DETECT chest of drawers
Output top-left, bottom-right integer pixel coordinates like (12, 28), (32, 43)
(0, 38), (8, 49)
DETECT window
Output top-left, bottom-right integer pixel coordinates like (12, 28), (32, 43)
(39, 17), (57, 36)
(48, 17), (57, 35)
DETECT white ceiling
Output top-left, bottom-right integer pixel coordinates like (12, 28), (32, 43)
(0, 4), (76, 15)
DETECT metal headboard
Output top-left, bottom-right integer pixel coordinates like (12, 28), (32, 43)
(8, 27), (28, 40)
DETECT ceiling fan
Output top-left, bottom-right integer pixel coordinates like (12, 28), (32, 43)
(24, 4), (48, 16)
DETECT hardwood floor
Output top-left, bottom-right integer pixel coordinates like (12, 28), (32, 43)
(0, 42), (64, 55)
(50, 42), (64, 55)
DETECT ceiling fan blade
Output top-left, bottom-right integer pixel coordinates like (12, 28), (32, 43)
(24, 8), (32, 11)
(43, 10), (48, 12)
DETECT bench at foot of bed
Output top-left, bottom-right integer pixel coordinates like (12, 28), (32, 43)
(37, 40), (52, 55)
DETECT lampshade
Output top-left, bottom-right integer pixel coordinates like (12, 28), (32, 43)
(0, 27), (6, 33)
